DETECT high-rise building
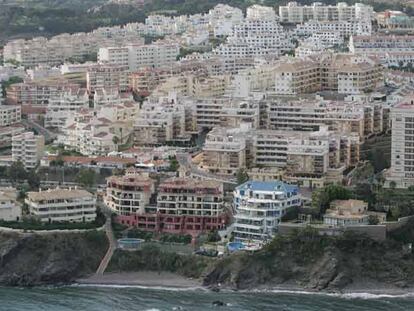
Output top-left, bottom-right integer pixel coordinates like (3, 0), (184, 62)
(12, 131), (45, 169)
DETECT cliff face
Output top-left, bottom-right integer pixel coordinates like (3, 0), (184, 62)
(0, 231), (108, 286)
(203, 230), (414, 291)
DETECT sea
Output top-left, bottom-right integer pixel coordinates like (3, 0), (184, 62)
(2, 285), (414, 311)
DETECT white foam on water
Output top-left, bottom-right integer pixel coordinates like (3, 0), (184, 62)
(72, 283), (207, 292)
(72, 283), (414, 300)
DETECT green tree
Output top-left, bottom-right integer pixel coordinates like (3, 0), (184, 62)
(27, 170), (40, 190)
(236, 168), (249, 185)
(312, 184), (352, 215)
(76, 169), (96, 188)
(368, 215), (380, 225)
(1, 76), (23, 96)
(169, 156), (179, 172)
(207, 230), (221, 243)
(6, 161), (28, 182)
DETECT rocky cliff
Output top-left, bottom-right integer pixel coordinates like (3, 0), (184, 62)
(203, 228), (414, 291)
(0, 231), (108, 286)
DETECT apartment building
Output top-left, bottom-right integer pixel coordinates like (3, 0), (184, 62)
(25, 188), (96, 223)
(60, 103), (137, 156)
(199, 124), (359, 186)
(86, 64), (129, 93)
(214, 19), (293, 58)
(0, 104), (21, 127)
(98, 42), (180, 71)
(133, 97), (186, 146)
(45, 87), (89, 129)
(265, 97), (366, 138)
(233, 180), (301, 242)
(4, 28), (143, 68)
(274, 59), (321, 95)
(0, 125), (24, 148)
(193, 98), (260, 129)
(104, 174), (155, 217)
(295, 20), (371, 37)
(279, 2), (373, 24)
(246, 5), (277, 21)
(208, 4), (244, 37)
(12, 131), (45, 169)
(0, 188), (22, 222)
(93, 88), (134, 107)
(129, 67), (174, 97)
(157, 178), (228, 235)
(108, 175), (229, 235)
(386, 94), (414, 188)
(202, 127), (247, 176)
(6, 81), (80, 106)
(273, 54), (383, 95)
(350, 35), (414, 67)
(153, 73), (231, 98)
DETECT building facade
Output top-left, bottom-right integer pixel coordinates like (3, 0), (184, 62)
(25, 188), (97, 223)
(233, 181), (301, 242)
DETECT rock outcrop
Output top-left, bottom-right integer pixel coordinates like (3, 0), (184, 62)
(0, 231), (108, 286)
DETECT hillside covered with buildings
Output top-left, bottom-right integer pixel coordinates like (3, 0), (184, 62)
(1, 0), (414, 294)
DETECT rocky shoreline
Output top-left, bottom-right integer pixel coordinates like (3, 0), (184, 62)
(75, 271), (414, 299)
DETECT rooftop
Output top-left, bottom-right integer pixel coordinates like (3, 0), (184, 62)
(27, 188), (94, 201)
(236, 180), (298, 193)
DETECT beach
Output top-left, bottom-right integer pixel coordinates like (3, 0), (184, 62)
(77, 271), (202, 288)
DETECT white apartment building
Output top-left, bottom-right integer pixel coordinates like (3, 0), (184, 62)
(279, 2), (373, 24)
(295, 20), (371, 37)
(0, 188), (22, 222)
(6, 81), (79, 106)
(93, 88), (134, 107)
(246, 5), (277, 21)
(214, 19), (293, 58)
(295, 43), (328, 58)
(98, 42), (180, 71)
(134, 97), (186, 145)
(350, 35), (414, 67)
(86, 64), (129, 93)
(12, 131), (45, 169)
(0, 104), (21, 127)
(60, 102), (137, 156)
(233, 180), (301, 242)
(4, 28), (143, 68)
(386, 95), (414, 188)
(25, 188), (97, 223)
(45, 88), (89, 129)
(208, 4), (244, 37)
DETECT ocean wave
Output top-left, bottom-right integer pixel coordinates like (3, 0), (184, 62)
(71, 283), (414, 300)
(254, 288), (414, 300)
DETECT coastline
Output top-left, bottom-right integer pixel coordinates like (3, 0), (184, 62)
(75, 272), (414, 298)
(76, 272), (202, 289)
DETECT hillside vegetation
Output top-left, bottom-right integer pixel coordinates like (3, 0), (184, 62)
(1, 0), (413, 44)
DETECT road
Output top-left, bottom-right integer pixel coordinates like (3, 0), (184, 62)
(21, 119), (57, 143)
